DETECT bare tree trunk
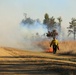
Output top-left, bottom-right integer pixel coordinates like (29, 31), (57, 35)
(74, 28), (75, 40)
(74, 33), (75, 40)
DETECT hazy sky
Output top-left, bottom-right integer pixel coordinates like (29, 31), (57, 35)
(0, 0), (75, 48)
(0, 0), (76, 27)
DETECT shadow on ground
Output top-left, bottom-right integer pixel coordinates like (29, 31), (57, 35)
(0, 55), (75, 75)
(57, 50), (76, 57)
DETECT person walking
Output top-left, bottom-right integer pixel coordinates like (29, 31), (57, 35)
(50, 37), (59, 54)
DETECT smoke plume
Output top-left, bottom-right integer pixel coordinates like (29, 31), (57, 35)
(0, 15), (73, 52)
(20, 18), (48, 51)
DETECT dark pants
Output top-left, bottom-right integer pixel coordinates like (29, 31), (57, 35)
(53, 45), (57, 54)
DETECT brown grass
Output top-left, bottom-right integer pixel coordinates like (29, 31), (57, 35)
(36, 40), (76, 55)
(0, 47), (75, 75)
(59, 41), (76, 52)
(0, 44), (76, 75)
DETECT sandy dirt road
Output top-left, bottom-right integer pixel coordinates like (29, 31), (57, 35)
(0, 47), (76, 75)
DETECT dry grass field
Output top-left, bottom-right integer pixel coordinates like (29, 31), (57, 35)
(0, 40), (76, 75)
(37, 40), (76, 55)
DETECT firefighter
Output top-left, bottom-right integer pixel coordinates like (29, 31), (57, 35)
(50, 37), (59, 54)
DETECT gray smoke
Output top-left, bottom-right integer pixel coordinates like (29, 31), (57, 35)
(20, 18), (48, 51)
(0, 15), (72, 52)
(0, 15), (49, 51)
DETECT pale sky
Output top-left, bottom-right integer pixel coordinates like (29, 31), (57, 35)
(0, 0), (76, 27)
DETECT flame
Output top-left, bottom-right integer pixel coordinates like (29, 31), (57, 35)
(45, 47), (53, 53)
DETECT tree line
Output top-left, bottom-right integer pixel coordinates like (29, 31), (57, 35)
(43, 13), (76, 40)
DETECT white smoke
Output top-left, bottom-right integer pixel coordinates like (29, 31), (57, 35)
(0, 24), (23, 49)
(0, 15), (73, 52)
(19, 20), (48, 51)
(20, 21), (47, 39)
(0, 13), (49, 51)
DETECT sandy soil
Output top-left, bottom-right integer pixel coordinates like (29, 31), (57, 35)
(0, 47), (76, 75)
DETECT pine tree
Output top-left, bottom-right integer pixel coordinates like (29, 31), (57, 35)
(67, 18), (76, 40)
(43, 13), (49, 24)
